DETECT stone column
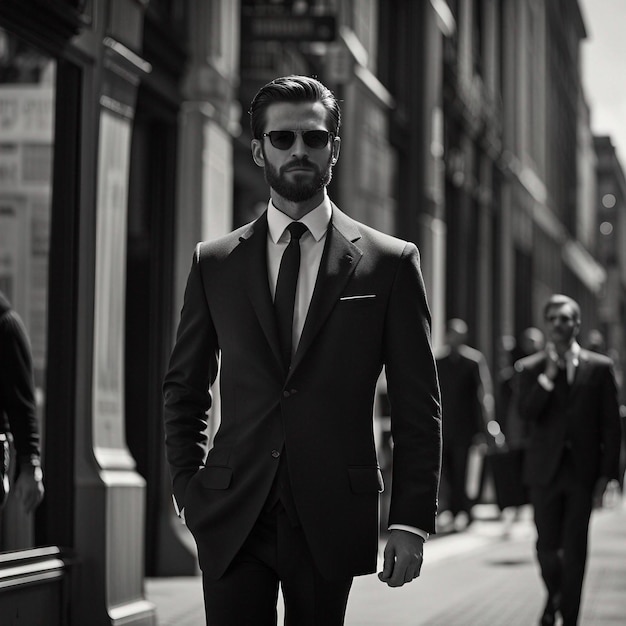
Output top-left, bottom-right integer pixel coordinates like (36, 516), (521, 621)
(73, 8), (156, 622)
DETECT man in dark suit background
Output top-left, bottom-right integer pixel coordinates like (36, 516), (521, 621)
(163, 75), (442, 625)
(514, 294), (622, 625)
(436, 318), (494, 532)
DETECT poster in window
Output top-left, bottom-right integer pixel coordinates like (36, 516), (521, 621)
(92, 108), (131, 460)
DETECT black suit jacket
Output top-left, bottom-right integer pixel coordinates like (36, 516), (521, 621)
(514, 349), (621, 489)
(163, 205), (442, 580)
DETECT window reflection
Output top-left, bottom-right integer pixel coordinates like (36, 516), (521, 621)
(0, 27), (55, 549)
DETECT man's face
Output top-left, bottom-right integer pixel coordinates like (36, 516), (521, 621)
(544, 303), (579, 347)
(251, 101), (340, 203)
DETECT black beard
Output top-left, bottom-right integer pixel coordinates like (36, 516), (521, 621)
(263, 152), (334, 202)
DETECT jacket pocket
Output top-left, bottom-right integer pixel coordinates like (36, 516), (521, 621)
(200, 466), (233, 489)
(348, 466), (384, 494)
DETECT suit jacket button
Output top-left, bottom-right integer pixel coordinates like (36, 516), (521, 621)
(271, 450), (280, 458)
(283, 390), (290, 398)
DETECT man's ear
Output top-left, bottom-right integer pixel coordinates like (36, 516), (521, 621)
(331, 136), (341, 164)
(251, 139), (265, 168)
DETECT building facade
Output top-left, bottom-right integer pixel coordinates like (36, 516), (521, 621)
(438, 0), (607, 367)
(594, 136), (626, 398)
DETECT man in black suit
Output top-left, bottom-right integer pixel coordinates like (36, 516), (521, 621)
(163, 76), (442, 625)
(436, 318), (493, 531)
(0, 291), (44, 514)
(514, 294), (622, 625)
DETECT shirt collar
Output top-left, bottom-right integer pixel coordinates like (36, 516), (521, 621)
(267, 193), (332, 244)
(566, 341), (581, 367)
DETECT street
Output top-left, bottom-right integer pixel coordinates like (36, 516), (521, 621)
(146, 499), (626, 625)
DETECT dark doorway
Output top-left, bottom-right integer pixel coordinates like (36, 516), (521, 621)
(125, 87), (177, 576)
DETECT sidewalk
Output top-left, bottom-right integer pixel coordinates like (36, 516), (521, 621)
(146, 498), (626, 625)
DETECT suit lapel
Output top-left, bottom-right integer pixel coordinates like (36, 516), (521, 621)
(290, 206), (363, 374)
(569, 350), (591, 395)
(240, 213), (285, 372)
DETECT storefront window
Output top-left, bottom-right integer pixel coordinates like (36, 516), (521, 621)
(0, 27), (56, 549)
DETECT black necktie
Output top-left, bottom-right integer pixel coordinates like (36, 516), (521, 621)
(274, 222), (308, 367)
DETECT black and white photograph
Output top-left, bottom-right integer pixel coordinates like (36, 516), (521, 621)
(0, 1), (624, 625)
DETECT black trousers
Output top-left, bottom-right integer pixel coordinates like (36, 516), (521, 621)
(201, 503), (353, 626)
(529, 453), (593, 625)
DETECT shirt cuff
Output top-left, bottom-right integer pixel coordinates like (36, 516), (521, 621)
(388, 524), (429, 541)
(172, 495), (186, 522)
(537, 373), (555, 391)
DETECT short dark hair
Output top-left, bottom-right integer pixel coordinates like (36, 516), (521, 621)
(446, 318), (468, 335)
(248, 75), (341, 140)
(543, 294), (581, 323)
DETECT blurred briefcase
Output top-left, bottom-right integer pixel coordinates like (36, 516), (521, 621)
(486, 446), (528, 510)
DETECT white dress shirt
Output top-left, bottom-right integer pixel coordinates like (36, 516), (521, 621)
(266, 194), (429, 542)
(266, 195), (331, 357)
(538, 341), (581, 390)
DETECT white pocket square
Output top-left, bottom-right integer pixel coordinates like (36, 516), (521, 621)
(339, 294), (377, 301)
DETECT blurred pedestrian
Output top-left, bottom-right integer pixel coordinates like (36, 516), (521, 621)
(585, 328), (607, 354)
(520, 327), (547, 358)
(491, 328), (545, 535)
(514, 294), (622, 625)
(436, 318), (494, 532)
(0, 290), (44, 515)
(501, 327), (545, 445)
(163, 75), (442, 625)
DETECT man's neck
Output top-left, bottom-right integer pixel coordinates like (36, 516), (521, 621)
(554, 339), (576, 358)
(270, 189), (325, 220)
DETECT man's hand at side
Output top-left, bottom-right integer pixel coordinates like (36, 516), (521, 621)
(15, 463), (44, 514)
(378, 529), (424, 587)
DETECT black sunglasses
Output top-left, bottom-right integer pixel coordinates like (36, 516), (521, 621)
(262, 130), (333, 150)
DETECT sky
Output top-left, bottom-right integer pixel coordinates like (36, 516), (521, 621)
(579, 0), (626, 170)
